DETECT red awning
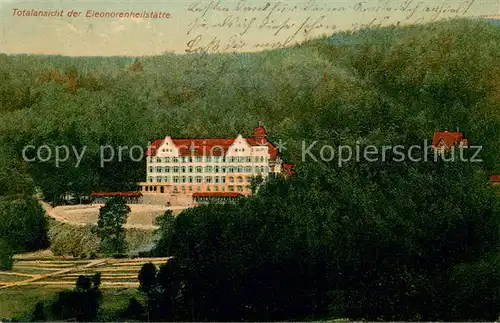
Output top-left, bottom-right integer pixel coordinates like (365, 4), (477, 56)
(91, 192), (142, 197)
(192, 192), (243, 198)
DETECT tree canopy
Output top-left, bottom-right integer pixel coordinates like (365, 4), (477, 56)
(0, 18), (500, 320)
(0, 19), (498, 201)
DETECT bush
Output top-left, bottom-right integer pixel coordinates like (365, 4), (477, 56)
(48, 222), (99, 258)
(0, 198), (49, 254)
(0, 238), (14, 270)
(47, 219), (155, 257)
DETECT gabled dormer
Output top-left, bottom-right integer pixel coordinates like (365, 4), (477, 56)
(156, 136), (179, 157)
(227, 134), (251, 156)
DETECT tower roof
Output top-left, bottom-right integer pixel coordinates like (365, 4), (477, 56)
(254, 124), (267, 137)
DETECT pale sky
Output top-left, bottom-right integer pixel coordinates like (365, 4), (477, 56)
(0, 0), (498, 56)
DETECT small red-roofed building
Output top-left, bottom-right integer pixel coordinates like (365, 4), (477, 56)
(138, 124), (294, 206)
(282, 163), (296, 177)
(490, 175), (500, 186)
(431, 130), (468, 152)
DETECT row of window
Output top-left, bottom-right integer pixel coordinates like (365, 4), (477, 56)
(147, 175), (254, 184)
(149, 166), (269, 174)
(144, 185), (248, 193)
(150, 156), (268, 163)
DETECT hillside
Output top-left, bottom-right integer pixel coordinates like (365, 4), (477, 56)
(1, 17), (500, 321)
(0, 18), (499, 201)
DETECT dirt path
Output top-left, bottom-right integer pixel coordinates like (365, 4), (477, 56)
(41, 201), (188, 230)
(41, 201), (87, 227)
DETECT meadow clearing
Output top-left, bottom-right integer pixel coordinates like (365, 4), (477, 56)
(0, 253), (170, 318)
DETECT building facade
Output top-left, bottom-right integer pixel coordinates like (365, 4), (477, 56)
(138, 125), (293, 206)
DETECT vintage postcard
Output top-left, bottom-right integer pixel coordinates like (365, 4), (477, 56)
(0, 0), (499, 321)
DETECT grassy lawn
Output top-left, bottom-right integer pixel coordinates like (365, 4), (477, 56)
(0, 285), (144, 320)
(99, 288), (145, 320)
(0, 286), (61, 319)
(9, 267), (59, 275)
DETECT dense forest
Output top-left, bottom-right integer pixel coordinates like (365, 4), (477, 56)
(0, 18), (498, 202)
(1, 17), (500, 320)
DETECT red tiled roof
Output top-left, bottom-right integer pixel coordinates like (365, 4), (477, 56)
(172, 138), (235, 157)
(145, 126), (280, 160)
(192, 192), (243, 198)
(490, 175), (500, 183)
(254, 125), (267, 137)
(431, 131), (466, 148)
(91, 192), (142, 197)
(145, 139), (163, 157)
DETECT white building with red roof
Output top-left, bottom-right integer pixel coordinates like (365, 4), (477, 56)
(138, 124), (294, 206)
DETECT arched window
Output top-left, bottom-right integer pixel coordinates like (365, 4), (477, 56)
(237, 176), (243, 183)
(229, 176), (234, 183)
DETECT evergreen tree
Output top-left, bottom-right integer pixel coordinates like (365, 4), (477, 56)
(97, 197), (130, 256)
